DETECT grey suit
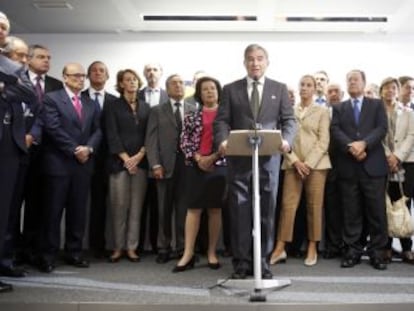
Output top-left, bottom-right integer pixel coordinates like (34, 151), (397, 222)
(214, 77), (296, 273)
(146, 100), (196, 254)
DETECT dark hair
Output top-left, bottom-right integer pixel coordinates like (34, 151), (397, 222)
(116, 69), (142, 94)
(399, 76), (414, 87)
(87, 60), (109, 77)
(194, 76), (222, 105)
(347, 69), (366, 84)
(28, 44), (49, 58)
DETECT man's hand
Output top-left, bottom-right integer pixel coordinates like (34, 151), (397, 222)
(152, 166), (164, 179)
(25, 134), (34, 148)
(280, 139), (291, 153)
(74, 146), (91, 164)
(348, 140), (366, 157)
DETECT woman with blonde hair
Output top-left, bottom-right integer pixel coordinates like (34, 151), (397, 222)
(270, 75), (331, 267)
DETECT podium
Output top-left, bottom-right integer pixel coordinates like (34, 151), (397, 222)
(217, 128), (291, 301)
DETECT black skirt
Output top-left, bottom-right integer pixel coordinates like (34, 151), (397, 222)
(184, 164), (227, 210)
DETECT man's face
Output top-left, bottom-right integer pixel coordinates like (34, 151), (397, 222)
(326, 84), (343, 105)
(63, 63), (86, 93)
(28, 48), (51, 75)
(400, 80), (414, 103)
(314, 72), (329, 95)
(244, 48), (269, 80)
(8, 40), (29, 65)
(0, 17), (9, 46)
(166, 75), (185, 100)
(346, 71), (365, 98)
(144, 64), (162, 86)
(88, 62), (109, 87)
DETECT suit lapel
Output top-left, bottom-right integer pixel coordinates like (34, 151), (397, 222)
(344, 99), (358, 128)
(81, 94), (94, 131)
(236, 79), (253, 118)
(161, 101), (176, 128)
(61, 90), (82, 129)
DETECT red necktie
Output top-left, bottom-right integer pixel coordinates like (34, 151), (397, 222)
(73, 95), (82, 121)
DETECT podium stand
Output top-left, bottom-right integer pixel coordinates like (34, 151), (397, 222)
(217, 129), (291, 301)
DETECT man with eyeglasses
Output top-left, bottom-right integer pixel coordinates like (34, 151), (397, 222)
(38, 63), (101, 273)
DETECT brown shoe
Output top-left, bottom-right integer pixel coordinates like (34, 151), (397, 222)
(401, 251), (414, 264)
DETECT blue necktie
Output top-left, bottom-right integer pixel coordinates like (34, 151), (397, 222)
(94, 92), (101, 112)
(353, 98), (360, 124)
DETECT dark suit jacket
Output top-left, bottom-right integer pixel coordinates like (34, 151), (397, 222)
(81, 89), (117, 154)
(0, 58), (37, 153)
(105, 96), (150, 173)
(41, 89), (102, 176)
(138, 87), (169, 107)
(214, 77), (296, 185)
(27, 74), (63, 141)
(330, 96), (388, 178)
(145, 100), (196, 178)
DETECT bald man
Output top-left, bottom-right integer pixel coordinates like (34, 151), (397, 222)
(39, 63), (101, 273)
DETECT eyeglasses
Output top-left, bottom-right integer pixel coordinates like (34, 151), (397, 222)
(65, 73), (86, 79)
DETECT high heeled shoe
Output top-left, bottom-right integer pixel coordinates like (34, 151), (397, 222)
(172, 256), (196, 273)
(304, 254), (318, 267)
(126, 251), (140, 263)
(270, 250), (287, 265)
(207, 261), (221, 270)
(108, 251), (122, 263)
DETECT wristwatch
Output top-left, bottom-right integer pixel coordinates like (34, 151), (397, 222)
(87, 146), (94, 154)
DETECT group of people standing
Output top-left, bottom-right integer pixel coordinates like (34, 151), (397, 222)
(2, 8), (414, 295)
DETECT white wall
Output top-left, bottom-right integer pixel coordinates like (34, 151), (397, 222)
(17, 31), (414, 96)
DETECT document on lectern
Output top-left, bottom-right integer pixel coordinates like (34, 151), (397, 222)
(226, 129), (282, 156)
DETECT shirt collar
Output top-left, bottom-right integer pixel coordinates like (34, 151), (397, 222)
(28, 70), (45, 82)
(246, 76), (265, 86)
(146, 87), (160, 93)
(88, 87), (105, 98)
(65, 86), (78, 100)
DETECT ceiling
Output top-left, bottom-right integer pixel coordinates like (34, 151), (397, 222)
(3, 0), (414, 34)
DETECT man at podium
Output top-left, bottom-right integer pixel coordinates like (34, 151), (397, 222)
(214, 44), (296, 279)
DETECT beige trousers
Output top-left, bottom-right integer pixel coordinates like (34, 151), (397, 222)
(277, 169), (328, 242)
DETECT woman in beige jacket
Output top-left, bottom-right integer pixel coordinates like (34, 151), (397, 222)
(270, 75), (331, 266)
(380, 77), (414, 264)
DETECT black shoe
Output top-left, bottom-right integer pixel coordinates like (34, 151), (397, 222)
(156, 253), (170, 264)
(262, 269), (273, 279)
(231, 268), (248, 279)
(0, 281), (13, 293)
(323, 249), (342, 259)
(340, 256), (361, 268)
(0, 265), (27, 277)
(39, 260), (55, 273)
(208, 261), (221, 270)
(65, 256), (90, 268)
(172, 256), (196, 273)
(370, 257), (387, 270)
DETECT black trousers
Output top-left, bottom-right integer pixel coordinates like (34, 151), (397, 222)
(323, 169), (344, 252)
(42, 169), (92, 261)
(339, 173), (387, 259)
(0, 125), (21, 261)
